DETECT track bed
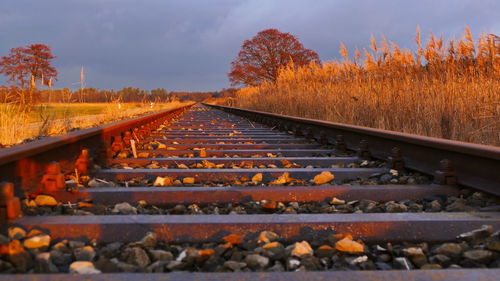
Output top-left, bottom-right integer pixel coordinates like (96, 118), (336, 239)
(0, 103), (499, 278)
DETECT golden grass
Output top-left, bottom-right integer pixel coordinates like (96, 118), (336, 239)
(0, 104), (33, 145)
(235, 27), (500, 146)
(0, 101), (191, 147)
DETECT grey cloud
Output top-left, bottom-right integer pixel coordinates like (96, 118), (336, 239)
(0, 0), (498, 91)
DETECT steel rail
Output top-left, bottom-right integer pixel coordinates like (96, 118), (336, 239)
(0, 103), (194, 193)
(206, 104), (500, 195)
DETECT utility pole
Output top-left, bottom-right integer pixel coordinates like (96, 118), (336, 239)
(80, 66), (85, 103)
(72, 66), (85, 102)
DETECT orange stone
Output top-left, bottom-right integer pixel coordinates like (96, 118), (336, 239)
(291, 241), (313, 257)
(7, 240), (25, 255)
(319, 245), (334, 250)
(198, 249), (215, 256)
(182, 177), (195, 184)
(262, 201), (277, 209)
(335, 237), (365, 253)
(77, 202), (93, 208)
(257, 231), (279, 244)
(252, 173), (263, 183)
(34, 195), (58, 206)
(153, 176), (174, 187)
(314, 171), (335, 184)
(223, 234), (243, 245)
(269, 172), (291, 185)
(263, 242), (280, 249)
(202, 160), (216, 168)
(23, 234), (51, 249)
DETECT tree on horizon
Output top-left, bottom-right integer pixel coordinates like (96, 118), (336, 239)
(228, 28), (320, 87)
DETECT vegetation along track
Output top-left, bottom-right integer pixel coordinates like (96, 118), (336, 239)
(0, 103), (499, 280)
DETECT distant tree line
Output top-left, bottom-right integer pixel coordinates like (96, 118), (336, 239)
(0, 86), (236, 104)
(0, 43), (236, 107)
(0, 43), (235, 105)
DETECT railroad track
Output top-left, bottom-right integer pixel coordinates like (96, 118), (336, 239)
(0, 103), (499, 280)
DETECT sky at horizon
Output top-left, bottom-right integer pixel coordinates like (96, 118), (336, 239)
(0, 0), (498, 91)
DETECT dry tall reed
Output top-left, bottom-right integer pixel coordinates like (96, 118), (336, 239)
(0, 104), (34, 145)
(236, 27), (499, 146)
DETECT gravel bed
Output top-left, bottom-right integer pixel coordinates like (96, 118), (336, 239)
(108, 159), (382, 170)
(111, 142), (355, 159)
(86, 165), (431, 188)
(23, 189), (500, 216)
(1, 225), (499, 273)
(111, 151), (354, 160)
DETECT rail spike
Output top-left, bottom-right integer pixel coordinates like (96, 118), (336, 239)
(335, 135), (347, 153)
(357, 140), (372, 160)
(318, 131), (330, 145)
(434, 159), (457, 185)
(75, 149), (90, 176)
(387, 147), (405, 171)
(303, 127), (314, 140)
(39, 161), (66, 193)
(277, 121), (287, 131)
(0, 182), (22, 221)
(134, 127), (144, 140)
(293, 126), (303, 136)
(123, 131), (133, 148)
(138, 125), (148, 139)
(110, 135), (124, 154)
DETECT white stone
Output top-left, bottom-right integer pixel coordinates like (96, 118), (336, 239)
(349, 255), (368, 265)
(69, 261), (101, 274)
(112, 202), (137, 214)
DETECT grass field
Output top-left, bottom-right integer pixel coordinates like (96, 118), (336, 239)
(0, 101), (191, 147)
(0, 103), (154, 123)
(235, 28), (499, 146)
(30, 103), (108, 120)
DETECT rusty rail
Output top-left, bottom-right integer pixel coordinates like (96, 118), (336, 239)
(206, 104), (500, 195)
(0, 103), (194, 194)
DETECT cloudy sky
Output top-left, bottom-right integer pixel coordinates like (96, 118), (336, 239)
(0, 0), (498, 91)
